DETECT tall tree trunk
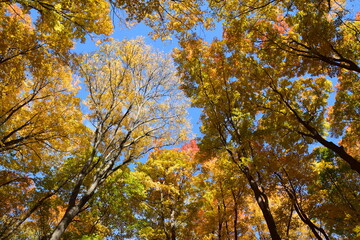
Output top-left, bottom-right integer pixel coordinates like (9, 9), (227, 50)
(242, 167), (282, 240)
(170, 207), (177, 240)
(218, 203), (223, 240)
(49, 179), (99, 240)
(231, 189), (239, 240)
(275, 172), (330, 240)
(50, 205), (82, 240)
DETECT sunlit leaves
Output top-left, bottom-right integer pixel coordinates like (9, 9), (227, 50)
(0, 4), (85, 173)
(134, 148), (201, 240)
(80, 38), (189, 160)
(151, 0), (360, 238)
(46, 39), (189, 239)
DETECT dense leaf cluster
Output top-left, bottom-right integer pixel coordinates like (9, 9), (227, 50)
(0, 0), (359, 239)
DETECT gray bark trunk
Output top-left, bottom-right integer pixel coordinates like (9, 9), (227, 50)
(49, 179), (100, 240)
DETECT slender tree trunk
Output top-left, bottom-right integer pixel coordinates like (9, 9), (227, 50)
(285, 204), (293, 239)
(242, 167), (281, 240)
(271, 85), (360, 174)
(292, 201), (329, 240)
(171, 227), (176, 240)
(231, 189), (239, 240)
(170, 208), (177, 240)
(276, 172), (330, 240)
(220, 183), (230, 239)
(218, 203), (223, 240)
(226, 149), (281, 240)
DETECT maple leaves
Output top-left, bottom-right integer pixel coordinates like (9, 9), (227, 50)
(134, 148), (201, 240)
(4, 0), (113, 52)
(0, 4), (82, 157)
(1, 0), (359, 239)
(0, 0), (113, 174)
(0, 6), (86, 236)
(158, 0), (359, 238)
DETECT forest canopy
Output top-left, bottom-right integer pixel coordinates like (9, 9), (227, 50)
(0, 0), (359, 239)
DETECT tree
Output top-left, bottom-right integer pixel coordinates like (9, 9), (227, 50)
(0, 3), (85, 162)
(134, 146), (201, 240)
(1, 0), (112, 57)
(131, 0), (359, 238)
(310, 147), (360, 238)
(171, 37), (283, 238)
(2, 0), (359, 238)
(196, 154), (249, 240)
(49, 38), (188, 239)
(165, 5), (358, 237)
(0, 171), (34, 237)
(136, 0), (360, 173)
(53, 167), (142, 239)
(0, 3), (112, 234)
(0, 1), (112, 157)
(0, 1), (188, 238)
(0, 4), (87, 237)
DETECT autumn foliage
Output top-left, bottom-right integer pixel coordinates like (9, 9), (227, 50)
(0, 0), (359, 239)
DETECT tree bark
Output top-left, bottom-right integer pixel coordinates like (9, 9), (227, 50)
(242, 167), (282, 240)
(311, 133), (360, 175)
(49, 180), (99, 240)
(217, 203), (223, 240)
(231, 189), (239, 240)
(271, 85), (360, 174)
(50, 205), (81, 240)
(275, 172), (330, 240)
